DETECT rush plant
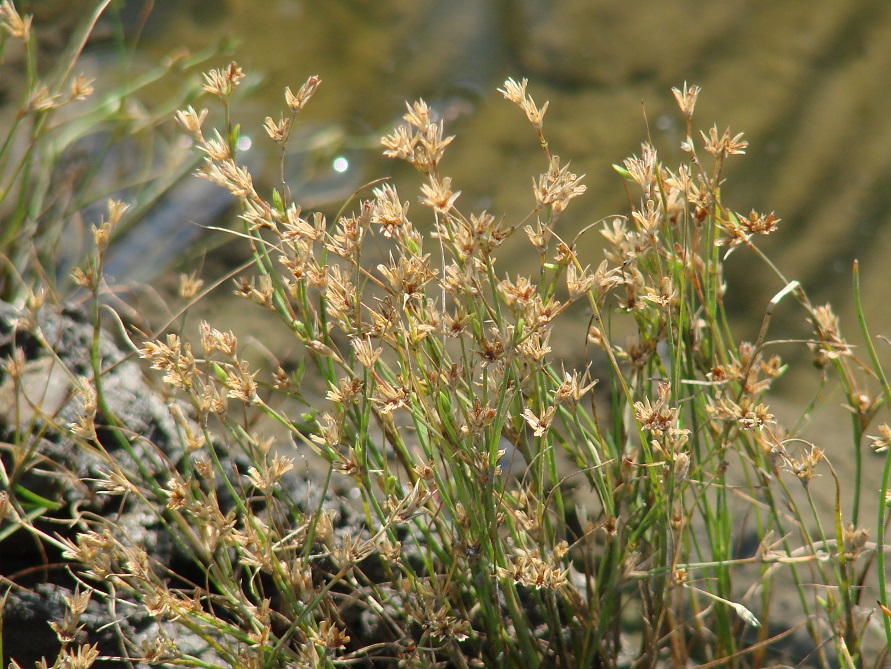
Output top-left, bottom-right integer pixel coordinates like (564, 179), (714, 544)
(5, 26), (891, 669)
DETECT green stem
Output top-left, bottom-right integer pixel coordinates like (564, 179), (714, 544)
(853, 261), (891, 649)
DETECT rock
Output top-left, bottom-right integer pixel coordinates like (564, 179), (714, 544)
(0, 299), (377, 666)
(0, 301), (184, 665)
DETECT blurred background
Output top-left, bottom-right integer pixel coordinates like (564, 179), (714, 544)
(20, 0), (891, 389)
(114, 0), (891, 315)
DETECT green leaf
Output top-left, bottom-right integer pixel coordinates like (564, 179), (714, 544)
(14, 485), (63, 512)
(612, 163), (632, 179)
(272, 187), (284, 212)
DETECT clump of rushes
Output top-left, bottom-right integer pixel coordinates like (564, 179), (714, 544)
(74, 66), (889, 668)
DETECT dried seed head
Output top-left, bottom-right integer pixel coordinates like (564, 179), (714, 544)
(386, 481), (435, 523)
(534, 155), (586, 212)
(634, 382), (679, 434)
(642, 276), (678, 310)
(0, 1), (32, 41)
(622, 144), (658, 198)
(331, 532), (377, 568)
(479, 331), (507, 367)
(68, 73), (94, 101)
(90, 200), (128, 253)
(246, 454), (295, 494)
(326, 376), (363, 405)
(328, 208), (368, 259)
(59, 531), (115, 579)
(498, 274), (537, 312)
(525, 219), (552, 254)
(201, 158), (256, 199)
(631, 198), (661, 236)
(377, 253), (436, 303)
(565, 263), (596, 300)
(740, 210), (780, 236)
(673, 451), (691, 482)
(57, 643), (100, 669)
(311, 413), (342, 451)
(808, 304), (851, 363)
(285, 75), (321, 113)
(499, 77), (549, 128)
(306, 339), (339, 360)
(372, 376), (410, 414)
(702, 125), (748, 157)
(49, 587), (92, 645)
(378, 537), (402, 565)
(200, 321), (238, 357)
(194, 458), (214, 480)
(271, 367), (291, 390)
(380, 124), (414, 163)
(738, 402), (774, 430)
(24, 85), (59, 113)
(381, 99), (454, 174)
(202, 62), (245, 99)
(224, 359), (259, 403)
(420, 175), (460, 213)
(165, 477), (192, 510)
(461, 398), (497, 436)
(782, 443), (824, 485)
(264, 114), (291, 145)
(554, 370), (597, 404)
(139, 334), (199, 391)
(671, 82), (701, 121)
(522, 405), (556, 437)
(525, 294), (563, 330)
(175, 105), (208, 141)
(370, 184), (411, 238)
(497, 546), (568, 591)
(870, 424), (891, 453)
(352, 338), (382, 368)
(518, 331), (552, 364)
(69, 376), (98, 441)
(198, 129), (232, 163)
(179, 271), (204, 300)
(311, 620), (350, 651)
(843, 522), (869, 558)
